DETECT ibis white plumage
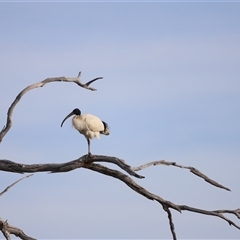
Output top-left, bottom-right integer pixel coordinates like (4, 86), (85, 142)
(61, 108), (110, 155)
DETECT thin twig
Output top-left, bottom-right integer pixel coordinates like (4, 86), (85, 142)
(0, 174), (34, 197)
(179, 205), (240, 230)
(132, 160), (230, 191)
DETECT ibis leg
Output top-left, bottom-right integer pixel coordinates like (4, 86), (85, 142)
(87, 138), (91, 155)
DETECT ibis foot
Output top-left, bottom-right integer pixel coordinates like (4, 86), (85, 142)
(86, 152), (93, 161)
(86, 152), (93, 158)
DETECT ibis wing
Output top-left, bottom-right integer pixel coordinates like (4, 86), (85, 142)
(83, 114), (104, 132)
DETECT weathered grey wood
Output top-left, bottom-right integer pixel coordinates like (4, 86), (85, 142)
(0, 72), (102, 143)
(0, 155), (144, 179)
(1, 155), (240, 239)
(0, 174), (33, 197)
(132, 160), (231, 191)
(0, 72), (239, 240)
(179, 205), (240, 230)
(82, 162), (240, 230)
(0, 218), (36, 240)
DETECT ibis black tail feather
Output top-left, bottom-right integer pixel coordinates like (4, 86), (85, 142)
(101, 121), (110, 135)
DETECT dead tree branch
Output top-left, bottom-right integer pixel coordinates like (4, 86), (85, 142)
(0, 71), (102, 143)
(0, 156), (239, 239)
(179, 205), (240, 230)
(80, 161), (240, 232)
(0, 155), (144, 179)
(132, 160), (230, 191)
(164, 207), (177, 240)
(0, 73), (239, 239)
(0, 175), (34, 240)
(0, 156), (227, 190)
(0, 218), (36, 240)
(0, 174), (33, 197)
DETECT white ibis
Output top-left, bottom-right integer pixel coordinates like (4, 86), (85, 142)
(61, 108), (110, 155)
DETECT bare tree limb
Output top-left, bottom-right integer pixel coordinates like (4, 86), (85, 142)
(84, 162), (181, 212)
(163, 207), (177, 240)
(0, 73), (238, 239)
(132, 160), (231, 191)
(0, 175), (34, 239)
(0, 156), (239, 235)
(0, 157), (228, 191)
(0, 218), (36, 240)
(213, 208), (240, 219)
(84, 162), (240, 231)
(0, 174), (33, 197)
(0, 71), (102, 143)
(0, 155), (144, 179)
(180, 205), (240, 230)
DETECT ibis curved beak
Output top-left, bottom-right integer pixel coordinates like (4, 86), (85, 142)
(61, 111), (74, 127)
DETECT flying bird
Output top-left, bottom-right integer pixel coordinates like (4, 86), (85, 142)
(61, 108), (110, 155)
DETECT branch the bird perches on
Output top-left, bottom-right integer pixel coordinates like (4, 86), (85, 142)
(0, 72), (239, 240)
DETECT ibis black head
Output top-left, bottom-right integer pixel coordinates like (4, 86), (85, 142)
(61, 108), (81, 127)
(72, 108), (81, 115)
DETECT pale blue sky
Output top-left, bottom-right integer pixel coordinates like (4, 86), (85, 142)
(0, 2), (240, 239)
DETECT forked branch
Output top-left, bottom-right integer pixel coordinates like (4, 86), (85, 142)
(80, 162), (240, 236)
(0, 175), (35, 240)
(0, 71), (102, 143)
(0, 73), (239, 239)
(132, 160), (231, 191)
(0, 156), (239, 240)
(0, 218), (36, 240)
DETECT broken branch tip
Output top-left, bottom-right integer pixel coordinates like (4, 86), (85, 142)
(77, 71), (81, 78)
